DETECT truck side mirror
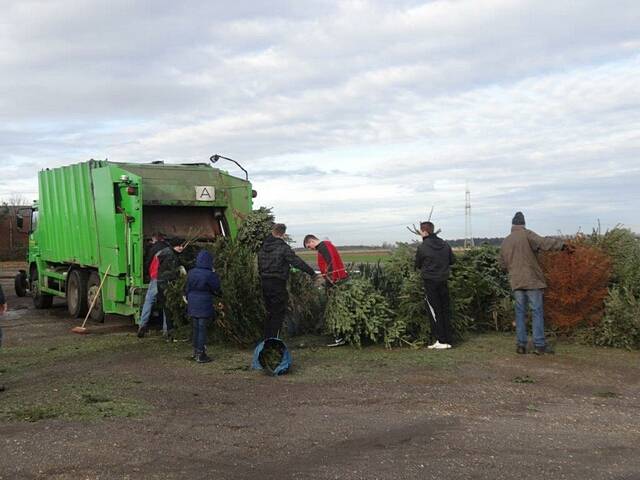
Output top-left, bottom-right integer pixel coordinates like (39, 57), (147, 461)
(16, 214), (23, 229)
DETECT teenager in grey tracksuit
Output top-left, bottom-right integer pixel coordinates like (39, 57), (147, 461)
(415, 221), (455, 348)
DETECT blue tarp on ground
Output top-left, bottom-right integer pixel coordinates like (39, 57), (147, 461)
(251, 338), (291, 376)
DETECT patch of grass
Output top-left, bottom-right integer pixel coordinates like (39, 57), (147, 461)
(0, 380), (149, 423)
(6, 405), (62, 422)
(148, 332), (526, 384)
(0, 334), (136, 376)
(81, 392), (112, 404)
(593, 390), (619, 398)
(512, 375), (536, 384)
(526, 404), (540, 412)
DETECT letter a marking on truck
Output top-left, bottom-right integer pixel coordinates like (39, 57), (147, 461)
(195, 186), (215, 201)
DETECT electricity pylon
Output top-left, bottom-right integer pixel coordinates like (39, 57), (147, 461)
(464, 184), (475, 249)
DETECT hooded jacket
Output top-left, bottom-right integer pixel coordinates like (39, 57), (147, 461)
(258, 235), (315, 281)
(500, 225), (564, 290)
(415, 234), (455, 282)
(185, 250), (222, 318)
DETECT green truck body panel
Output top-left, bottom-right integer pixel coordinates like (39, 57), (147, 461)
(29, 160), (253, 321)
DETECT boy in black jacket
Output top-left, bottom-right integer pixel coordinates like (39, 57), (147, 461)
(415, 221), (455, 349)
(258, 224), (316, 339)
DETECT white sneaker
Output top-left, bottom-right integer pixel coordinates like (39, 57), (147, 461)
(427, 341), (440, 349)
(433, 342), (452, 349)
(327, 337), (346, 347)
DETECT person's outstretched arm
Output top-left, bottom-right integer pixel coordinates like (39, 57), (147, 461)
(526, 230), (564, 252)
(284, 246), (316, 277)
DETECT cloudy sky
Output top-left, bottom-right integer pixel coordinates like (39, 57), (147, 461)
(1, 0), (639, 245)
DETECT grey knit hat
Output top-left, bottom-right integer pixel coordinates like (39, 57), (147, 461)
(512, 211), (525, 226)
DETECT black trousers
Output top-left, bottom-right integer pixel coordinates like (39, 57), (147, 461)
(156, 282), (174, 332)
(261, 278), (288, 339)
(423, 279), (453, 344)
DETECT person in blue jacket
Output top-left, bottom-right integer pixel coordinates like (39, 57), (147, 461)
(185, 250), (222, 363)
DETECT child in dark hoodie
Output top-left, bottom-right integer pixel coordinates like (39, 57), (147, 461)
(185, 250), (222, 363)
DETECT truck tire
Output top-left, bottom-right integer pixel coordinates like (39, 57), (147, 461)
(87, 271), (105, 323)
(15, 270), (28, 297)
(31, 265), (53, 309)
(66, 269), (88, 318)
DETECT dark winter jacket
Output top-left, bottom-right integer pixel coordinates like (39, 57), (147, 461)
(415, 234), (455, 282)
(500, 225), (564, 290)
(0, 284), (5, 305)
(185, 250), (222, 318)
(258, 235), (315, 281)
(144, 240), (169, 279)
(156, 246), (182, 285)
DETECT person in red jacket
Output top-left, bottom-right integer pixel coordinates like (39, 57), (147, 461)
(303, 235), (349, 285)
(304, 234), (349, 347)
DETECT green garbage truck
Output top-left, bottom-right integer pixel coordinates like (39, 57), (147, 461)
(15, 158), (255, 322)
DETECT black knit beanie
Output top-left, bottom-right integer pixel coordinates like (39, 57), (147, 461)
(512, 211), (525, 226)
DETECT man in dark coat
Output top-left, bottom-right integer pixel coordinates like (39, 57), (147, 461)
(155, 238), (185, 341)
(144, 232), (168, 281)
(137, 232), (170, 337)
(258, 223), (316, 339)
(414, 221), (455, 349)
(185, 250), (221, 363)
(500, 211), (565, 355)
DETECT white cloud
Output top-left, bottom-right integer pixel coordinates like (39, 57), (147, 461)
(1, 0), (639, 244)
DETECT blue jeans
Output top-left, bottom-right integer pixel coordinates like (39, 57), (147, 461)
(139, 280), (167, 332)
(191, 317), (211, 353)
(514, 289), (545, 348)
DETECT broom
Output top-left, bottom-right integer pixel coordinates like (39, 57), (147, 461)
(71, 265), (111, 334)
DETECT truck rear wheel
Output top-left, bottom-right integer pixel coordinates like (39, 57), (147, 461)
(15, 270), (28, 297)
(87, 271), (105, 323)
(31, 265), (53, 309)
(66, 269), (88, 318)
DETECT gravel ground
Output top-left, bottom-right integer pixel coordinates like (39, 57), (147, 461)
(0, 275), (639, 480)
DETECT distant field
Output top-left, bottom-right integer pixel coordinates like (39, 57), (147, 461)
(297, 249), (391, 265)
